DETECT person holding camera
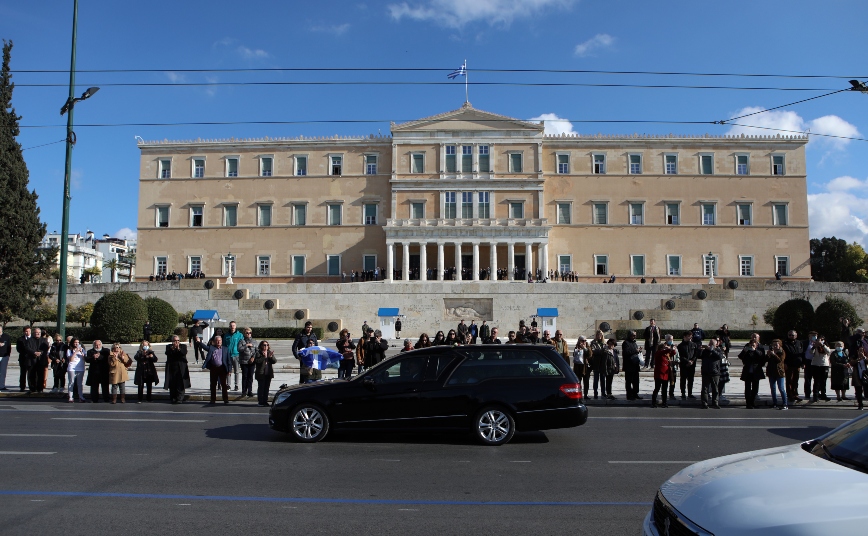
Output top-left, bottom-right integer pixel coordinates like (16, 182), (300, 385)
(254, 340), (277, 407)
(85, 340), (111, 402)
(739, 339), (766, 409)
(766, 339), (788, 410)
(366, 330), (388, 367)
(133, 340), (159, 403)
(237, 328), (257, 398)
(336, 329), (356, 379)
(621, 332), (642, 400)
(809, 334), (831, 402)
(699, 339), (724, 409)
(850, 346), (868, 410)
(677, 331), (698, 399)
(652, 335), (677, 408)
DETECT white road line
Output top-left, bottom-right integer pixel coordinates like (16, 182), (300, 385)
(609, 461), (697, 464)
(51, 418), (206, 423)
(662, 426), (808, 429)
(0, 434), (77, 437)
(0, 451), (56, 455)
(510, 461), (532, 463)
(375, 459), (401, 462)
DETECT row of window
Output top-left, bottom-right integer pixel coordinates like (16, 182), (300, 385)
(155, 203), (379, 228)
(154, 253), (791, 278)
(559, 201), (789, 226)
(155, 150), (787, 179)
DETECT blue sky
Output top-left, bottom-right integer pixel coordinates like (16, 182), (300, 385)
(3, 0), (867, 245)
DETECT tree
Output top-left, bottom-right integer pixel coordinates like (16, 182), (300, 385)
(91, 291), (148, 343)
(178, 310), (195, 328)
(810, 237), (848, 282)
(82, 266), (102, 283)
(103, 258), (119, 283)
(77, 302), (94, 327)
(0, 41), (56, 321)
(815, 296), (863, 341)
(23, 299), (56, 327)
(144, 297), (178, 339)
(772, 298), (815, 338)
(838, 243), (868, 283)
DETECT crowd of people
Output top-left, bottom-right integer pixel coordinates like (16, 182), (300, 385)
(148, 270), (206, 281)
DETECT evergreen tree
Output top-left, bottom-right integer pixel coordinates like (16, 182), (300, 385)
(0, 41), (56, 321)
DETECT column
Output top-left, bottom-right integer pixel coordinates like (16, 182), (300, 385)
(455, 242), (462, 281)
(419, 242), (428, 281)
(526, 242), (533, 280)
(472, 242), (480, 281)
(402, 243), (410, 281)
(507, 242), (515, 280)
(541, 243), (549, 277)
(437, 242), (444, 281)
(490, 242), (498, 281)
(386, 242), (394, 282)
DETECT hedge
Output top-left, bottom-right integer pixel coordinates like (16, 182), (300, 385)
(244, 327), (325, 340)
(772, 299), (815, 338)
(815, 296), (863, 341)
(145, 296), (179, 338)
(91, 290), (149, 343)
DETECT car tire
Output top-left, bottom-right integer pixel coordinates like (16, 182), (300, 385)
(473, 406), (515, 446)
(289, 404), (330, 443)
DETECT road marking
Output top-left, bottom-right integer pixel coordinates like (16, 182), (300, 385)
(510, 461), (531, 463)
(177, 504), (191, 506)
(0, 490), (652, 507)
(51, 418), (206, 423)
(608, 461), (697, 464)
(375, 459), (401, 462)
(661, 426), (809, 429)
(0, 434), (77, 437)
(399, 508), (419, 511)
(0, 452), (56, 455)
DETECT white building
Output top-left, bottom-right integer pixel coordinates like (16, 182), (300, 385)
(41, 231), (104, 284)
(95, 234), (136, 283)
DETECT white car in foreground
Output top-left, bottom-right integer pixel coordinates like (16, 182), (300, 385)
(643, 414), (868, 536)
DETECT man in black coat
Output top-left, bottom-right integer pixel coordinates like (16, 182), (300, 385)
(165, 335), (191, 403)
(0, 325), (11, 391)
(699, 339), (724, 409)
(143, 321), (152, 341)
(621, 331), (643, 400)
(366, 329), (389, 367)
(292, 322), (320, 383)
(85, 340), (111, 402)
(16, 326), (42, 392)
(31, 328), (50, 393)
(643, 319), (661, 370)
(781, 330), (804, 403)
(677, 331), (699, 399)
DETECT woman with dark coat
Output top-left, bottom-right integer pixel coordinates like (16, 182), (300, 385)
(254, 340), (277, 407)
(850, 346), (868, 410)
(432, 331), (446, 346)
(765, 339), (788, 409)
(444, 330), (460, 346)
(335, 329), (356, 379)
(716, 325), (732, 358)
(133, 340), (159, 403)
(739, 340), (766, 408)
(830, 341), (851, 401)
(49, 334), (67, 393)
(415, 333), (432, 349)
(164, 335), (191, 404)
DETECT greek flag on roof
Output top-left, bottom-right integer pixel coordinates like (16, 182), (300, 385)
(447, 61), (466, 79)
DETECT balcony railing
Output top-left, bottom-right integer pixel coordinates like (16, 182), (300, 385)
(387, 218), (548, 228)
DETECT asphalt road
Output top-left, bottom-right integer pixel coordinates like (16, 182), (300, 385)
(0, 400), (859, 535)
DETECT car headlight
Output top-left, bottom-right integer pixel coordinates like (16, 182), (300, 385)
(274, 392), (292, 405)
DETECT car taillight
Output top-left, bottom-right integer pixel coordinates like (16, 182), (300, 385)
(560, 383), (582, 399)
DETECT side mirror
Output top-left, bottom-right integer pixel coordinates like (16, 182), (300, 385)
(363, 376), (376, 391)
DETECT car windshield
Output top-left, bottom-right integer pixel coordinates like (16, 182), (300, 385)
(807, 414), (868, 474)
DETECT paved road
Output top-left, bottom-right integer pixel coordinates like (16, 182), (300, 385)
(0, 400), (858, 535)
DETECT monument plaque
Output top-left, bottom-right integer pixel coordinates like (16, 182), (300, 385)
(211, 289), (237, 300)
(444, 298), (493, 321)
(179, 279), (208, 290)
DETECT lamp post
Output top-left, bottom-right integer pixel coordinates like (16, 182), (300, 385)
(56, 0), (100, 339)
(225, 252), (235, 284)
(706, 251), (716, 284)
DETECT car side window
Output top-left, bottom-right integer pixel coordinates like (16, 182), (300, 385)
(446, 349), (562, 385)
(425, 355), (458, 381)
(373, 356), (428, 384)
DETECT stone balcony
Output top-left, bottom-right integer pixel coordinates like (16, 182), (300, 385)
(386, 218), (548, 228)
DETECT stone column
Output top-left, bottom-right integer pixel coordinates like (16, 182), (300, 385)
(526, 242), (533, 279)
(402, 243), (410, 281)
(386, 242), (394, 282)
(472, 242), (480, 281)
(437, 242), (444, 281)
(507, 242), (515, 280)
(490, 242), (498, 281)
(419, 242), (428, 281)
(541, 243), (549, 277)
(455, 242), (462, 281)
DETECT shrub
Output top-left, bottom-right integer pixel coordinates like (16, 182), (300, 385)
(91, 290), (149, 343)
(173, 326), (189, 339)
(763, 306), (778, 327)
(814, 296), (863, 342)
(144, 296), (178, 338)
(247, 327), (324, 340)
(772, 298), (815, 338)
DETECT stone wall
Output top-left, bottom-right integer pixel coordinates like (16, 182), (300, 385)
(50, 279), (868, 338)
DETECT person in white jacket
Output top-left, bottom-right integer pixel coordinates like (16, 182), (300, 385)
(809, 335), (831, 403)
(66, 338), (86, 403)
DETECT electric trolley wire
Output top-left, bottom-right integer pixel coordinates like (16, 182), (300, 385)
(715, 88), (854, 124)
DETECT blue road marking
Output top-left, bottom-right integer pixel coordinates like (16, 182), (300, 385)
(0, 490), (650, 507)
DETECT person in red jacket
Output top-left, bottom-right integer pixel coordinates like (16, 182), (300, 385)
(652, 335), (677, 408)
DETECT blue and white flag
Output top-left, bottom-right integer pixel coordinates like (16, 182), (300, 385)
(447, 61), (466, 79)
(298, 346), (343, 370)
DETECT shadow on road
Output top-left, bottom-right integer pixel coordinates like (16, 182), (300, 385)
(205, 423), (285, 442)
(324, 430), (550, 446)
(767, 426), (833, 442)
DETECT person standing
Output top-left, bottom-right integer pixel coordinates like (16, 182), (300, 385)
(691, 323), (705, 346)
(254, 340), (277, 407)
(739, 339), (766, 409)
(621, 332), (642, 400)
(782, 330), (804, 403)
(604, 338), (619, 400)
(699, 339), (723, 409)
(222, 321), (244, 392)
(108, 343), (133, 404)
(652, 336), (676, 408)
(165, 335), (191, 404)
(677, 331), (698, 399)
(766, 339), (788, 410)
(415, 333), (432, 349)
(589, 330), (607, 399)
(552, 331), (569, 363)
(237, 328), (257, 398)
(202, 335), (230, 405)
(356, 330), (370, 375)
(395, 319), (402, 340)
(49, 334), (67, 393)
(469, 321), (478, 344)
(39, 329), (52, 391)
(85, 340), (110, 402)
(850, 346), (868, 410)
(830, 342), (852, 401)
(133, 341), (159, 403)
(803, 331), (819, 401)
(16, 326), (37, 392)
(488, 328), (502, 344)
(716, 324), (732, 358)
(65, 338), (86, 403)
(366, 330), (388, 366)
(0, 325), (11, 391)
(189, 321), (204, 363)
(143, 321), (152, 341)
(292, 321), (319, 384)
(643, 319), (661, 370)
(479, 321), (491, 344)
(336, 329), (356, 379)
(809, 335), (831, 402)
(457, 320), (469, 342)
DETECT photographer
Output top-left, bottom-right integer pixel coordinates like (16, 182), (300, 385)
(699, 339), (724, 409)
(237, 328), (257, 398)
(652, 335), (676, 408)
(365, 330), (388, 367)
(677, 331), (698, 399)
(336, 329), (356, 379)
(782, 331), (804, 403)
(739, 339), (766, 409)
(621, 332), (642, 400)
(809, 335), (831, 402)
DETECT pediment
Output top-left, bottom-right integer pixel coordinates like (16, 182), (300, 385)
(391, 102), (544, 133)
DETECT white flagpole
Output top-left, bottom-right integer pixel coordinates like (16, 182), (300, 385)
(464, 59), (469, 103)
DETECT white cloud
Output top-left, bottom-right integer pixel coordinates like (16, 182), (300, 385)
(388, 0), (574, 28)
(165, 71), (186, 84)
(311, 23), (351, 35)
(574, 33), (614, 57)
(725, 107), (860, 151)
(114, 228), (137, 241)
(237, 45), (269, 59)
(529, 113), (575, 135)
(809, 176), (868, 246)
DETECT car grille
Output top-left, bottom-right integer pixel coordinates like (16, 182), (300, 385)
(653, 493), (701, 536)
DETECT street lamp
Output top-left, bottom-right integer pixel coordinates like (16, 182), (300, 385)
(225, 252), (235, 284)
(706, 251), (716, 285)
(56, 0), (99, 339)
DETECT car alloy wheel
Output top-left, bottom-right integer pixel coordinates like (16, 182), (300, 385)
(290, 405), (329, 443)
(475, 407), (515, 446)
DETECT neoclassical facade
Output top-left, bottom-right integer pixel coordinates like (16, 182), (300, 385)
(136, 103), (810, 283)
